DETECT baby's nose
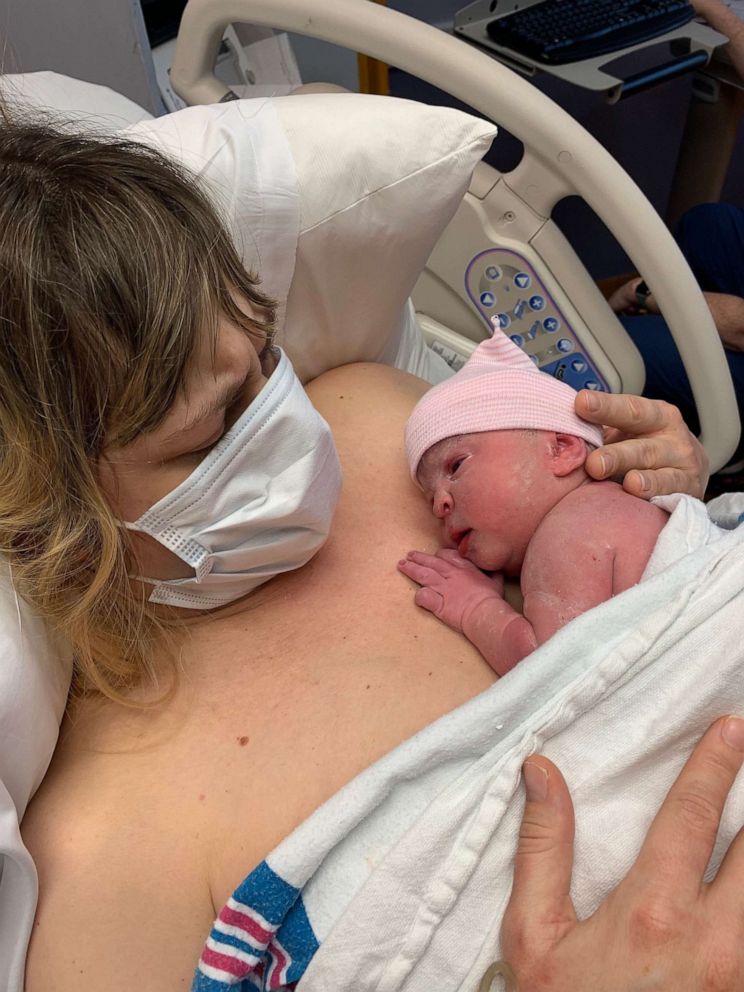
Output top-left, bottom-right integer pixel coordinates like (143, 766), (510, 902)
(432, 487), (452, 518)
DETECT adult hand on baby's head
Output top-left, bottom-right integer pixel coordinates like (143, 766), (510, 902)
(501, 716), (744, 992)
(576, 391), (709, 500)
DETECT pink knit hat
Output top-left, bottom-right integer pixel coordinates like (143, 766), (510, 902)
(405, 329), (603, 481)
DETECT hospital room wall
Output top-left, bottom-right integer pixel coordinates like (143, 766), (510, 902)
(0, 0), (165, 114)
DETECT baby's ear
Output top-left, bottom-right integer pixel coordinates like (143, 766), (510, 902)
(549, 433), (587, 477)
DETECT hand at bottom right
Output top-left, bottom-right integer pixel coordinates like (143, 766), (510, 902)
(501, 716), (744, 991)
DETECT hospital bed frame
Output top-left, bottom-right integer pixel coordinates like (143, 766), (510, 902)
(169, 0), (740, 472)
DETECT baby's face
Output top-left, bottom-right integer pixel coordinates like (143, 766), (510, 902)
(416, 430), (550, 575)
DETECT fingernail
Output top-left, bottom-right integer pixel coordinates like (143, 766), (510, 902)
(582, 391), (600, 413)
(722, 716), (744, 752)
(597, 453), (607, 477)
(636, 472), (650, 494)
(523, 760), (549, 801)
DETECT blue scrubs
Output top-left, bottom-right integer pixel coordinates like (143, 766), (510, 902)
(619, 203), (744, 460)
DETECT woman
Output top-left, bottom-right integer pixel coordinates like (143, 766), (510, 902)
(2, 118), (735, 990)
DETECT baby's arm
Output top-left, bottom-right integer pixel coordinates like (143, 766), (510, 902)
(398, 550), (537, 675)
(520, 539), (615, 644)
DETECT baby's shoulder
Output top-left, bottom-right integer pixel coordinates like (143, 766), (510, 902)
(538, 480), (668, 545)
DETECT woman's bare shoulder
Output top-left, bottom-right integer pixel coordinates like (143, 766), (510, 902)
(307, 362), (430, 446)
(307, 361), (430, 400)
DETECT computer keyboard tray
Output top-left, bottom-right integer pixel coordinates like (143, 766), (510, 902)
(453, 0), (727, 101)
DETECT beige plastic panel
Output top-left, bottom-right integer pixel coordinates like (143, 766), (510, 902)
(171, 0), (740, 470)
(414, 175), (644, 394)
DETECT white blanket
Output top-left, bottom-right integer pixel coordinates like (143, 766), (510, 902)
(193, 493), (744, 991)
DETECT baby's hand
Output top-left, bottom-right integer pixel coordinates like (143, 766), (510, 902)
(398, 549), (504, 632)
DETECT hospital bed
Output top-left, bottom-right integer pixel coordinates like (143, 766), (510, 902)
(1, 3), (744, 989)
(170, 0), (740, 472)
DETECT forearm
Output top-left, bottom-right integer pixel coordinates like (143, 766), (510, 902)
(646, 288), (744, 350)
(462, 597), (537, 676)
(703, 290), (744, 350)
(693, 0), (744, 81)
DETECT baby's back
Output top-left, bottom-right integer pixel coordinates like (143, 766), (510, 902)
(522, 481), (668, 643)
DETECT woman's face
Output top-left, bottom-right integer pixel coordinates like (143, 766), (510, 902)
(98, 299), (273, 582)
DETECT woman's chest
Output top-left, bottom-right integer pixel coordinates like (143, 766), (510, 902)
(180, 602), (494, 906)
(24, 573), (495, 987)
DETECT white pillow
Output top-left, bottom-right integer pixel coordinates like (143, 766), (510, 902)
(0, 563), (72, 989)
(0, 70), (153, 131)
(123, 93), (497, 381)
(273, 93), (496, 380)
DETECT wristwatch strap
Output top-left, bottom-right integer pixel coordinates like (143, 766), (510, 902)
(635, 279), (651, 308)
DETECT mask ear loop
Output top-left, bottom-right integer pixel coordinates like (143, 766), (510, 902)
(478, 960), (519, 992)
(259, 331), (281, 378)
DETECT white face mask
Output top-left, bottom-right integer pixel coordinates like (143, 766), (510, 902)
(124, 349), (342, 609)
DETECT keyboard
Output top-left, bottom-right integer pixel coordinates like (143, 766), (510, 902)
(486, 0), (696, 65)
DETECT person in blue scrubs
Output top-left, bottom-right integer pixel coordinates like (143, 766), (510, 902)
(609, 203), (744, 461)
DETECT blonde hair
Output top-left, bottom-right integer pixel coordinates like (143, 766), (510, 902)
(0, 115), (276, 702)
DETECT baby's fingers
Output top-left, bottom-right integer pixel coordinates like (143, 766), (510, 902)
(401, 550), (453, 576)
(414, 587), (443, 615)
(436, 548), (478, 570)
(398, 554), (444, 586)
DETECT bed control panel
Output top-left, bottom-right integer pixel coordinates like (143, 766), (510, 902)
(465, 248), (609, 392)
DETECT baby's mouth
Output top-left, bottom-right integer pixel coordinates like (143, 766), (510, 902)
(446, 525), (466, 546)
(456, 530), (472, 557)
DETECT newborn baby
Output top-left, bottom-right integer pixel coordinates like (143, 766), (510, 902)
(398, 331), (668, 676)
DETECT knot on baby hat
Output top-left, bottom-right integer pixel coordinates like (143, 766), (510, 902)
(405, 330), (604, 480)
